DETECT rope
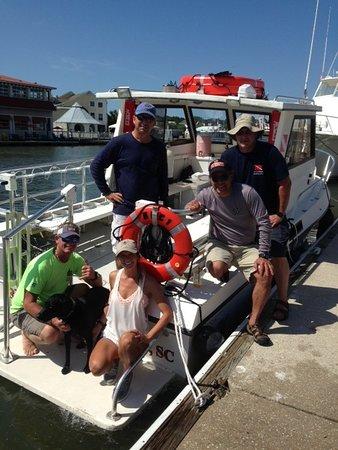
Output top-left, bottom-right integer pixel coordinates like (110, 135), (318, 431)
(173, 295), (209, 408)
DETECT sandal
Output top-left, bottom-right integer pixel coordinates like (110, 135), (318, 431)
(246, 323), (272, 346)
(273, 300), (289, 321)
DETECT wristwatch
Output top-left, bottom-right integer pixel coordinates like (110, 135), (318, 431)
(258, 252), (271, 260)
(276, 212), (284, 218)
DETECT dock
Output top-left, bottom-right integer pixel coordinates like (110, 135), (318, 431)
(177, 229), (338, 449)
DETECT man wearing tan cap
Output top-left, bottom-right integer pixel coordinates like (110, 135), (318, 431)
(221, 114), (291, 322)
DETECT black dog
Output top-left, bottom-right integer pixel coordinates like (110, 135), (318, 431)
(37, 286), (109, 375)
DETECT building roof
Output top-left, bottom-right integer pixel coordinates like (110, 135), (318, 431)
(0, 74), (55, 90)
(57, 91), (96, 107)
(54, 102), (101, 124)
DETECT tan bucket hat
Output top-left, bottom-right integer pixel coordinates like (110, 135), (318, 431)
(227, 114), (262, 135)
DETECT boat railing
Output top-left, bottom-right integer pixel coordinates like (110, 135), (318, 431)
(107, 339), (157, 421)
(274, 95), (315, 105)
(315, 148), (336, 181)
(0, 184), (76, 364)
(316, 113), (338, 134)
(0, 159), (101, 229)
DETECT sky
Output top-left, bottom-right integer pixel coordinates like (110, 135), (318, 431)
(1, 0), (337, 106)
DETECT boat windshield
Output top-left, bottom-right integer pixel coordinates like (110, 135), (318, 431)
(315, 81), (338, 97)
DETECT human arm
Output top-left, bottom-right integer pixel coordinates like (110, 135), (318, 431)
(269, 176), (291, 227)
(90, 140), (120, 198)
(80, 263), (103, 287)
(158, 143), (169, 205)
(23, 291), (70, 332)
(246, 187), (271, 255)
(143, 277), (172, 343)
(185, 199), (203, 213)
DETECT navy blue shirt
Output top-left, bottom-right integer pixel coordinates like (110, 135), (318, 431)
(221, 141), (289, 214)
(90, 133), (168, 215)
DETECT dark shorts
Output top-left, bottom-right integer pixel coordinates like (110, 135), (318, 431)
(270, 218), (290, 257)
(10, 310), (46, 336)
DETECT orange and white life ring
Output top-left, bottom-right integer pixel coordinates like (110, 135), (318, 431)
(121, 205), (193, 282)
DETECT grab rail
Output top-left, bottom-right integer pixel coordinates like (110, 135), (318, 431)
(107, 339), (157, 421)
(0, 184), (76, 364)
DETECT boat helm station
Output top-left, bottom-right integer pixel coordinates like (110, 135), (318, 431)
(0, 78), (335, 431)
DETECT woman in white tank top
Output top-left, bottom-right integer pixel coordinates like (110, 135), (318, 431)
(89, 239), (172, 385)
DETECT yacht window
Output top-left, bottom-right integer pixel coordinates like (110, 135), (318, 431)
(285, 117), (313, 166)
(234, 111), (270, 142)
(191, 108), (230, 144)
(315, 83), (335, 96)
(151, 106), (192, 145)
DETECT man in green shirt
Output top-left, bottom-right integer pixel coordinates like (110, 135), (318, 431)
(10, 222), (103, 356)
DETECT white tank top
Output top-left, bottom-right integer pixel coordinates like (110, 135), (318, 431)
(103, 269), (149, 344)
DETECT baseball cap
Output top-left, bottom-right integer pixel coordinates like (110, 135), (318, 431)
(115, 239), (138, 256)
(227, 114), (262, 135)
(135, 102), (156, 119)
(208, 160), (233, 180)
(56, 222), (80, 239)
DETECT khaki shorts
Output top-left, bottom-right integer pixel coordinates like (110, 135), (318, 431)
(10, 310), (46, 336)
(205, 239), (259, 281)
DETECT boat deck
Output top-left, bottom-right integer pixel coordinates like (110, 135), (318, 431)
(178, 228), (338, 449)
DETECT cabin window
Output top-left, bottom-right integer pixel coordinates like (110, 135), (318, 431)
(191, 108), (230, 144)
(151, 106), (192, 145)
(285, 117), (313, 166)
(234, 111), (270, 142)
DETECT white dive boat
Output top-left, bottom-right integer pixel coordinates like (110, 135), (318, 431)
(0, 83), (335, 432)
(314, 63), (338, 178)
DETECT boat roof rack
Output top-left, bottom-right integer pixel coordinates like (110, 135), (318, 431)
(274, 95), (314, 105)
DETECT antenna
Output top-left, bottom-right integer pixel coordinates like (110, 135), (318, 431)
(321, 7), (331, 78)
(304, 0), (320, 98)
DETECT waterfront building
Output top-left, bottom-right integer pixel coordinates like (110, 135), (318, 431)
(53, 91), (107, 133)
(0, 75), (55, 141)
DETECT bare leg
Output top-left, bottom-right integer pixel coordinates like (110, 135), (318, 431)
(271, 257), (289, 303)
(209, 261), (229, 280)
(22, 324), (61, 356)
(249, 272), (272, 326)
(118, 331), (147, 370)
(89, 337), (119, 376)
(22, 332), (39, 356)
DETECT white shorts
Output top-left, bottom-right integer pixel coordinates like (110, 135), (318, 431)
(111, 213), (128, 252)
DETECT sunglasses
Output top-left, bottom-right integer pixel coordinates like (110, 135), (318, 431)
(211, 175), (229, 182)
(61, 235), (80, 244)
(136, 114), (154, 122)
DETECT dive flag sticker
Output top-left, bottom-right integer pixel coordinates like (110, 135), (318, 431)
(253, 164), (263, 174)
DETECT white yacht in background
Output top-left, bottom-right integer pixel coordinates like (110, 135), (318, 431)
(0, 79), (335, 432)
(314, 57), (338, 178)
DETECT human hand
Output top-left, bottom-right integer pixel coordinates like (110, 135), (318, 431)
(269, 214), (283, 228)
(254, 257), (274, 277)
(81, 264), (95, 280)
(51, 317), (71, 332)
(106, 192), (123, 203)
(185, 199), (202, 213)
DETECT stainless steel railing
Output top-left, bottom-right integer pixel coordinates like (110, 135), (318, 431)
(0, 184), (76, 363)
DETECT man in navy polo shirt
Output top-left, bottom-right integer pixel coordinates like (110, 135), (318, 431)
(221, 114), (291, 321)
(90, 103), (168, 251)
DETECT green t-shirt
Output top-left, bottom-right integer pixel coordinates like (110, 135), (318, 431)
(10, 248), (85, 314)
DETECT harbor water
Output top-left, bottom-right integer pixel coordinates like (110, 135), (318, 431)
(0, 145), (337, 449)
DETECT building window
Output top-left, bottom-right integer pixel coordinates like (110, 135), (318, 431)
(90, 113), (95, 118)
(14, 116), (29, 130)
(29, 88), (45, 100)
(12, 86), (28, 98)
(0, 83), (10, 96)
(0, 115), (10, 129)
(98, 102), (103, 108)
(98, 114), (103, 121)
(90, 101), (95, 107)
